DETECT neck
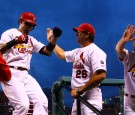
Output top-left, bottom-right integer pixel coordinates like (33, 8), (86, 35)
(81, 42), (92, 47)
(18, 28), (29, 35)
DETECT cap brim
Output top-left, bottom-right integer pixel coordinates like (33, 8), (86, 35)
(73, 27), (85, 32)
(73, 28), (78, 32)
(18, 19), (37, 26)
(24, 19), (37, 26)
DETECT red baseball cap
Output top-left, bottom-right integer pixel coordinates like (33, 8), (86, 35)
(73, 23), (95, 36)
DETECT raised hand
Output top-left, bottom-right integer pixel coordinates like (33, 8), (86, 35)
(122, 25), (135, 42)
(46, 28), (53, 42)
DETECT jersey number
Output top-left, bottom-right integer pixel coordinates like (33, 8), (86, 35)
(76, 70), (87, 78)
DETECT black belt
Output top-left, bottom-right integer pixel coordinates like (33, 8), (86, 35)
(125, 93), (135, 98)
(9, 66), (28, 71)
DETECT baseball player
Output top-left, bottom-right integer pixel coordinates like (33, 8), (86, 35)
(115, 24), (135, 115)
(47, 23), (107, 115)
(0, 12), (62, 115)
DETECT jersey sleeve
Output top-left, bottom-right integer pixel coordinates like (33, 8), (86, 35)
(90, 50), (107, 73)
(30, 37), (45, 53)
(65, 48), (79, 62)
(0, 30), (13, 43)
(122, 49), (129, 64)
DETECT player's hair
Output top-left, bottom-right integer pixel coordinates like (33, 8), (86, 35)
(89, 34), (95, 42)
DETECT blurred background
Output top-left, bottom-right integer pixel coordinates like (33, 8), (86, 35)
(0, 0), (135, 114)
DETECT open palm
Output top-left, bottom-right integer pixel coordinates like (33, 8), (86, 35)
(46, 28), (53, 42)
(123, 25), (135, 42)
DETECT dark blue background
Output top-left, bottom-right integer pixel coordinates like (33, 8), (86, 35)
(0, 0), (134, 106)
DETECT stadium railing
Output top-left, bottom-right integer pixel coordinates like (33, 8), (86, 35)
(51, 76), (124, 115)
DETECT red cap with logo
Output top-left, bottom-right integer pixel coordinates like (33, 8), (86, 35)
(73, 23), (95, 36)
(19, 12), (37, 26)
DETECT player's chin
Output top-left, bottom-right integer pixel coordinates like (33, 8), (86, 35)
(24, 29), (30, 34)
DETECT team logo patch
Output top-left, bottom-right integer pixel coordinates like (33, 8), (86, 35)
(80, 52), (85, 63)
(128, 64), (135, 72)
(73, 62), (84, 69)
(14, 44), (32, 48)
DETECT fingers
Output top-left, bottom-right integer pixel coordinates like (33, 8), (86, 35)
(46, 28), (53, 42)
(46, 28), (53, 35)
(46, 28), (51, 33)
(71, 88), (78, 98)
(125, 24), (135, 39)
(127, 24), (135, 34)
(129, 25), (135, 40)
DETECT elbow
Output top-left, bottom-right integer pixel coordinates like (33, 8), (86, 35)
(100, 72), (106, 81)
(115, 44), (123, 54)
(96, 70), (106, 80)
(100, 71), (106, 81)
(102, 73), (106, 80)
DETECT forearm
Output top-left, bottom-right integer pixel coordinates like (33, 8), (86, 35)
(45, 38), (57, 56)
(0, 39), (17, 53)
(1, 34), (28, 54)
(79, 71), (106, 93)
(54, 45), (65, 60)
(115, 37), (126, 59)
(50, 37), (58, 45)
(41, 38), (58, 56)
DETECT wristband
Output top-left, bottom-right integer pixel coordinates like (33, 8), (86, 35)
(6, 39), (17, 49)
(46, 42), (56, 52)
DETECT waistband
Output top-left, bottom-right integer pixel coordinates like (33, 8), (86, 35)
(9, 66), (28, 71)
(125, 93), (135, 98)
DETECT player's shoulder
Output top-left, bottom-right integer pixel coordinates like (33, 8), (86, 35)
(89, 43), (106, 55)
(28, 34), (34, 39)
(2, 28), (17, 35)
(72, 47), (81, 53)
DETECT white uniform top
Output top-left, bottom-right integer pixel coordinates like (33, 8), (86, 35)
(65, 43), (107, 89)
(122, 50), (135, 95)
(0, 28), (44, 70)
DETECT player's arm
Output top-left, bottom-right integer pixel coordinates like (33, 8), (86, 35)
(71, 69), (106, 98)
(54, 45), (66, 60)
(0, 43), (7, 53)
(39, 37), (59, 56)
(0, 34), (28, 53)
(115, 38), (126, 60)
(115, 24), (135, 60)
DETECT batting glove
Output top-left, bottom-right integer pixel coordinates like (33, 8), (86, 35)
(16, 34), (28, 44)
(53, 27), (62, 38)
